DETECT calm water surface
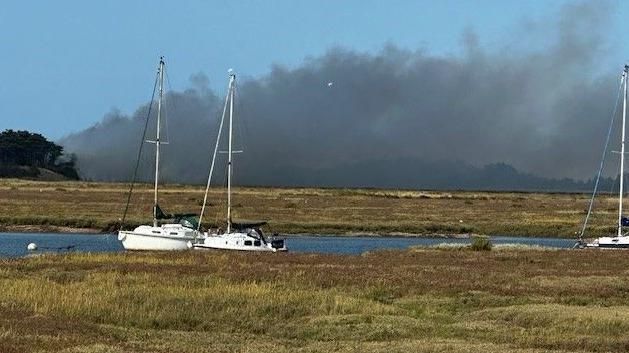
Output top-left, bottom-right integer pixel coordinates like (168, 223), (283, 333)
(0, 233), (577, 258)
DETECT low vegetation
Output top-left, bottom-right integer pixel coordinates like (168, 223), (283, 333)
(470, 235), (492, 251)
(1, 249), (629, 352)
(0, 179), (619, 237)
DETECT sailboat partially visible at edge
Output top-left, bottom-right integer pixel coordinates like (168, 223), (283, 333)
(581, 64), (629, 249)
(118, 57), (198, 250)
(192, 70), (287, 252)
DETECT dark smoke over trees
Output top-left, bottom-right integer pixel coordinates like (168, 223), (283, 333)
(61, 1), (622, 191)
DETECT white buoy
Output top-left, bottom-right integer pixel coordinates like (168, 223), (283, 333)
(327, 81), (334, 87)
(27, 243), (38, 251)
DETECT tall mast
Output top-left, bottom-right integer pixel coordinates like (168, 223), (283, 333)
(153, 57), (165, 227)
(197, 73), (231, 231)
(618, 65), (628, 237)
(226, 71), (235, 233)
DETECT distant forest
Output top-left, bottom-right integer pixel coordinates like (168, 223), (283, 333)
(0, 130), (616, 191)
(244, 159), (620, 193)
(0, 129), (79, 179)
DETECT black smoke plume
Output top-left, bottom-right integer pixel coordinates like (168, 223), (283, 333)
(61, 1), (621, 190)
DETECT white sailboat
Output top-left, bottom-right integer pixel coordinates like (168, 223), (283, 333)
(582, 65), (629, 249)
(192, 71), (287, 252)
(118, 57), (198, 250)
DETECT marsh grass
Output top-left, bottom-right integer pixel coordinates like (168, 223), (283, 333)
(470, 235), (492, 251)
(0, 179), (604, 237)
(2, 250), (629, 352)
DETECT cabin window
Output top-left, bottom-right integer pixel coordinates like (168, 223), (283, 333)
(254, 240), (261, 246)
(170, 232), (178, 235)
(244, 240), (252, 246)
(152, 231), (161, 234)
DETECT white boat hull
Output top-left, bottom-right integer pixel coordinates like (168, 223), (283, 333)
(118, 224), (198, 251)
(192, 232), (286, 252)
(585, 236), (629, 249)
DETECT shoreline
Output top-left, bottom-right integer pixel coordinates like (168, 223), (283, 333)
(0, 224), (577, 239)
(0, 226), (474, 238)
(0, 180), (599, 239)
(0, 225), (103, 234)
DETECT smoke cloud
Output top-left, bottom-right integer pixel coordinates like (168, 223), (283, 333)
(61, 1), (621, 189)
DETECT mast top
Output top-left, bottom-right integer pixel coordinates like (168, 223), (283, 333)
(228, 68), (235, 78)
(158, 57), (165, 72)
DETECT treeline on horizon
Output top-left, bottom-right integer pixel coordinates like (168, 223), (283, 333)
(243, 159), (619, 193)
(103, 156), (615, 193)
(0, 129), (617, 192)
(0, 129), (79, 180)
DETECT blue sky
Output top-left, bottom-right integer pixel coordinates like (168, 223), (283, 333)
(0, 0), (624, 139)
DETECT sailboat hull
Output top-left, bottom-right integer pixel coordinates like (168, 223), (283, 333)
(194, 73), (288, 253)
(117, 59), (200, 252)
(586, 236), (629, 249)
(192, 232), (287, 252)
(118, 225), (198, 251)
(581, 67), (629, 250)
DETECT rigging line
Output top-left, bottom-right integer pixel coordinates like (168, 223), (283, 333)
(224, 162), (231, 222)
(233, 82), (248, 154)
(607, 168), (620, 195)
(579, 75), (624, 240)
(213, 162), (226, 229)
(162, 68), (174, 145)
(216, 150), (230, 226)
(214, 166), (226, 229)
(610, 173), (620, 195)
(120, 67), (160, 231)
(198, 79), (231, 231)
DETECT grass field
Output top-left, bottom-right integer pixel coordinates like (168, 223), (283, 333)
(1, 248), (629, 352)
(0, 178), (621, 237)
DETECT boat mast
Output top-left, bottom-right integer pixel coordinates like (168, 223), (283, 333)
(227, 71), (235, 233)
(153, 57), (165, 227)
(618, 65), (628, 237)
(198, 73), (231, 231)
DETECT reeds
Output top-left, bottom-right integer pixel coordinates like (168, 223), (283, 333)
(470, 235), (492, 251)
(0, 179), (606, 237)
(2, 249), (629, 352)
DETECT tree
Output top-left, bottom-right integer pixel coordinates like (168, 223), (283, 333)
(0, 129), (79, 179)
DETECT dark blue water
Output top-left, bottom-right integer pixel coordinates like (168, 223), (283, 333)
(287, 235), (576, 254)
(0, 233), (577, 258)
(0, 233), (124, 258)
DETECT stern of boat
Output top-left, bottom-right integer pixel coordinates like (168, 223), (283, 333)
(269, 238), (287, 252)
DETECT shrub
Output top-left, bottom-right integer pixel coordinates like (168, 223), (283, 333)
(471, 235), (492, 251)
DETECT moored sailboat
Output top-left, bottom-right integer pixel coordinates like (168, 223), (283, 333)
(118, 57), (198, 250)
(192, 70), (287, 252)
(580, 65), (629, 249)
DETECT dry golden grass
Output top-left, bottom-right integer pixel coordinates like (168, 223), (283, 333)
(1, 249), (629, 352)
(0, 178), (619, 237)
